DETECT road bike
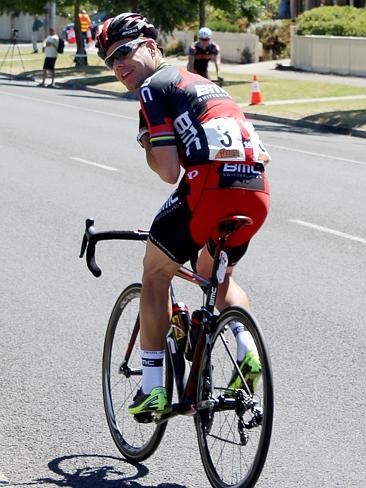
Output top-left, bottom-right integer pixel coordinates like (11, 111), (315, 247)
(80, 215), (274, 488)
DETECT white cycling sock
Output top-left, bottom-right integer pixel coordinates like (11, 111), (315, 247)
(141, 350), (165, 394)
(229, 321), (258, 362)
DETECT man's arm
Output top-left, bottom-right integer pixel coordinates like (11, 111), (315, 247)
(213, 53), (221, 79)
(187, 54), (196, 73)
(140, 134), (180, 184)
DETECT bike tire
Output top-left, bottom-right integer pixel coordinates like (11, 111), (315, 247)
(195, 306), (274, 488)
(102, 283), (173, 462)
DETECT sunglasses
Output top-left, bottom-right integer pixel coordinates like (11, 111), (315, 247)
(105, 38), (147, 69)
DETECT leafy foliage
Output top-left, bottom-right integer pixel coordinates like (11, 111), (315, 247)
(0, 0), (48, 15)
(296, 6), (366, 37)
(252, 19), (291, 59)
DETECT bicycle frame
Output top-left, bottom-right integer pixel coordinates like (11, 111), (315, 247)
(80, 216), (254, 423)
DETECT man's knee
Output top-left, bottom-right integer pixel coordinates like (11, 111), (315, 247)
(142, 240), (179, 284)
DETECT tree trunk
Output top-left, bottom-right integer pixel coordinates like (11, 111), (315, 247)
(74, 0), (87, 67)
(199, 0), (206, 28)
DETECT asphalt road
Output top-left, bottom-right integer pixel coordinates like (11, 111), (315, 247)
(0, 79), (365, 488)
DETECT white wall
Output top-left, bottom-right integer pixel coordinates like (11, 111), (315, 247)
(0, 13), (67, 41)
(291, 26), (366, 76)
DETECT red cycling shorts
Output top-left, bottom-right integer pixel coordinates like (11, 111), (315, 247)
(149, 161), (270, 265)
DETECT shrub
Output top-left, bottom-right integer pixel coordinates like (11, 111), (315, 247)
(296, 6), (366, 37)
(241, 47), (253, 64)
(252, 20), (291, 59)
(164, 39), (186, 56)
(207, 19), (240, 33)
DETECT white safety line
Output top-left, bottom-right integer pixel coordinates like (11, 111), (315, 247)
(70, 157), (119, 172)
(267, 144), (366, 167)
(289, 219), (366, 245)
(0, 89), (137, 120)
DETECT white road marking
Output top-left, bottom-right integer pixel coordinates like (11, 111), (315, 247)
(0, 89), (137, 120)
(289, 219), (366, 245)
(70, 157), (119, 172)
(267, 143), (366, 167)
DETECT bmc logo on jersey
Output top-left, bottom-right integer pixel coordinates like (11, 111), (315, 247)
(195, 84), (230, 99)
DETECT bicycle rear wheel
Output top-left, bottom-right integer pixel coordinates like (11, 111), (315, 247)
(195, 306), (273, 488)
(102, 283), (173, 462)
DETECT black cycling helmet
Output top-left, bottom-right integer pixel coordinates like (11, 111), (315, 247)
(96, 12), (159, 60)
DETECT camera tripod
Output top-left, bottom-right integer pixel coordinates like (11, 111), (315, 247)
(0, 29), (26, 79)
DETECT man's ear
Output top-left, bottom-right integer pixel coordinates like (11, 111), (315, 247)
(145, 39), (157, 57)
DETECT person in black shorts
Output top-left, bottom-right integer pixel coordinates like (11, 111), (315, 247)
(187, 26), (221, 81)
(39, 28), (59, 87)
(95, 13), (271, 414)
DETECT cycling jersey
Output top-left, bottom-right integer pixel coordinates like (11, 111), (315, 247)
(139, 65), (268, 168)
(188, 41), (219, 78)
(139, 64), (270, 264)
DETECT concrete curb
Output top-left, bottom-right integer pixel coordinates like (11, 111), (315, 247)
(55, 80), (366, 140)
(247, 112), (366, 139)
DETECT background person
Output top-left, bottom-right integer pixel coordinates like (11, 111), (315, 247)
(187, 27), (221, 81)
(39, 28), (59, 87)
(31, 15), (43, 53)
(79, 8), (92, 48)
(96, 13), (270, 414)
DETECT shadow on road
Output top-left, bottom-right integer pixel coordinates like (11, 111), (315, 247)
(9, 454), (187, 488)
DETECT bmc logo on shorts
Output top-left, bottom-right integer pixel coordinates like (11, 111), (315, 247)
(221, 163), (261, 175)
(218, 163), (265, 191)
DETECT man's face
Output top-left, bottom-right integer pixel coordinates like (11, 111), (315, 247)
(199, 38), (210, 47)
(106, 38), (156, 92)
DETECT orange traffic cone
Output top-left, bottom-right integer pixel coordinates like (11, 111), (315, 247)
(250, 75), (264, 105)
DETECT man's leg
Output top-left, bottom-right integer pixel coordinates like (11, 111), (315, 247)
(196, 245), (249, 310)
(128, 240), (181, 414)
(40, 68), (47, 85)
(140, 239), (181, 351)
(196, 245), (260, 392)
(32, 32), (38, 52)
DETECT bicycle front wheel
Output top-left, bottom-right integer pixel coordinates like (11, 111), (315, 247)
(195, 306), (273, 488)
(102, 283), (173, 462)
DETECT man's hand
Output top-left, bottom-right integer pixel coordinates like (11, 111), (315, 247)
(137, 128), (149, 148)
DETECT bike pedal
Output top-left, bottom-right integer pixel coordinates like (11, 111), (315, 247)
(133, 412), (154, 423)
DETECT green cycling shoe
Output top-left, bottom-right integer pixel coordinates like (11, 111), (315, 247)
(228, 350), (262, 395)
(128, 387), (168, 415)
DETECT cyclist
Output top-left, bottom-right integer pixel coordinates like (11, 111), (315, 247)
(187, 27), (221, 81)
(96, 13), (270, 414)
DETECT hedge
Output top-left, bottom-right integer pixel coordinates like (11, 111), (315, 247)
(296, 6), (366, 37)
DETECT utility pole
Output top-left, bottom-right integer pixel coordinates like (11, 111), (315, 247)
(44, 1), (56, 33)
